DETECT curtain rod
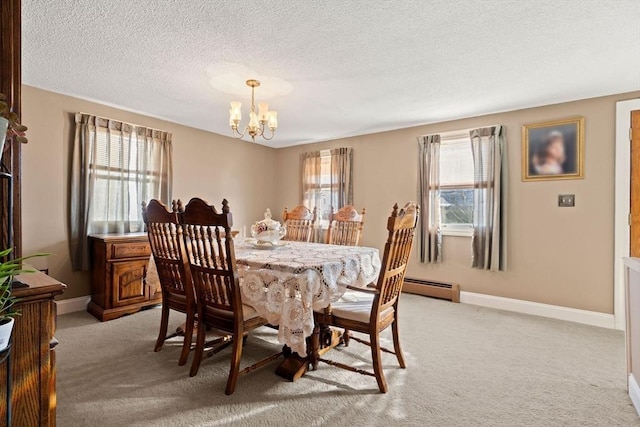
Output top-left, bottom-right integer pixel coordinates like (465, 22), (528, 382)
(419, 125), (502, 140)
(319, 146), (353, 151)
(76, 111), (170, 133)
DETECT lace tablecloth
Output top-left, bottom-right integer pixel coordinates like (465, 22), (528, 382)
(236, 240), (381, 355)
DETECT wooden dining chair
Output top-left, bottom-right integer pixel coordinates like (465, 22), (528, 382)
(180, 197), (282, 394)
(326, 205), (366, 246)
(314, 202), (419, 393)
(282, 205), (317, 242)
(142, 199), (196, 366)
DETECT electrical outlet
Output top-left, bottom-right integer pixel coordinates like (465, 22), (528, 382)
(558, 194), (575, 207)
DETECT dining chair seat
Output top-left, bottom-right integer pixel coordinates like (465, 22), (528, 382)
(165, 292), (188, 308)
(331, 291), (394, 324)
(205, 304), (260, 321)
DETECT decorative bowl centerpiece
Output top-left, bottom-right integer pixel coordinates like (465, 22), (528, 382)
(250, 208), (286, 245)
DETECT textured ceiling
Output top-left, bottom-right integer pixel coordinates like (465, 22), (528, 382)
(23, 0), (640, 148)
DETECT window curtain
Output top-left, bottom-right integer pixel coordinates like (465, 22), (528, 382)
(469, 125), (507, 271)
(301, 150), (323, 211)
(70, 113), (173, 271)
(329, 147), (353, 208)
(417, 134), (442, 263)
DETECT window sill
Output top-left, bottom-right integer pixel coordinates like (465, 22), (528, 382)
(441, 228), (473, 238)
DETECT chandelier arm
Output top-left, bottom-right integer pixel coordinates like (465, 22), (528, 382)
(232, 125), (247, 139)
(261, 126), (276, 141)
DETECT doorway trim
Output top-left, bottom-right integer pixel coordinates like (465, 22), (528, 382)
(614, 98), (640, 330)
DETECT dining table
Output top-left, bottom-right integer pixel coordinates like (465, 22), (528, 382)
(234, 239), (381, 380)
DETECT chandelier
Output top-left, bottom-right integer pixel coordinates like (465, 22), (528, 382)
(229, 79), (278, 142)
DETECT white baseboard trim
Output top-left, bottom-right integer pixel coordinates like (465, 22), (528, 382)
(459, 291), (615, 329)
(55, 296), (91, 315)
(629, 374), (640, 416)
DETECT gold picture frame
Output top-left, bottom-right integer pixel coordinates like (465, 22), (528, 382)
(522, 117), (585, 181)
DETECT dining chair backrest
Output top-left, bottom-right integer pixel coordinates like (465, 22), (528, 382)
(142, 199), (193, 302)
(326, 205), (366, 246)
(282, 205), (317, 242)
(180, 197), (242, 324)
(372, 202), (419, 316)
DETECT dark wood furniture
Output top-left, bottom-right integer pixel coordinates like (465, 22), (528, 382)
(142, 200), (196, 366)
(88, 233), (161, 321)
(0, 0), (23, 257)
(282, 205), (317, 242)
(181, 198), (282, 394)
(314, 202), (419, 393)
(0, 270), (65, 426)
(326, 205), (366, 246)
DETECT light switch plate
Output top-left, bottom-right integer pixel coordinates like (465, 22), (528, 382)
(558, 194), (575, 207)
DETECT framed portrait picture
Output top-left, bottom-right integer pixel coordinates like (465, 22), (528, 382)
(522, 117), (584, 181)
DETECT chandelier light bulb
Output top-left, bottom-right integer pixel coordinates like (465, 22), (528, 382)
(229, 102), (242, 125)
(258, 102), (269, 122)
(267, 111), (278, 130)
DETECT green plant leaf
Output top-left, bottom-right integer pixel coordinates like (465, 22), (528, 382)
(0, 249), (51, 321)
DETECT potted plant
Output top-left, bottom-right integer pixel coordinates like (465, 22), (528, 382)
(0, 93), (28, 159)
(0, 248), (47, 351)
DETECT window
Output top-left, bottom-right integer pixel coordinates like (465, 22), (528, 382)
(89, 128), (168, 234)
(437, 133), (488, 236)
(302, 150), (332, 226)
(71, 113), (172, 271)
(301, 147), (353, 229)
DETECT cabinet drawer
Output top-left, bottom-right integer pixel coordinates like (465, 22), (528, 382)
(111, 242), (151, 259)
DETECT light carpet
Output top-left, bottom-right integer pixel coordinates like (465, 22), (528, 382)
(55, 294), (639, 426)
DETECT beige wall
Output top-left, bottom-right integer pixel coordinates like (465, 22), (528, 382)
(19, 85), (640, 313)
(21, 85), (277, 299)
(276, 92), (640, 314)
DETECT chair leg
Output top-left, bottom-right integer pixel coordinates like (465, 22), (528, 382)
(391, 318), (406, 368)
(154, 302), (170, 352)
(370, 332), (388, 393)
(189, 320), (207, 377)
(342, 328), (351, 347)
(310, 324), (320, 371)
(225, 334), (244, 395)
(178, 312), (194, 366)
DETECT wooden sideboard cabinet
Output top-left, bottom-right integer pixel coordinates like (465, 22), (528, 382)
(0, 270), (65, 427)
(88, 233), (161, 321)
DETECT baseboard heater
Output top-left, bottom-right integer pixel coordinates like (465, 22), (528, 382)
(403, 277), (460, 303)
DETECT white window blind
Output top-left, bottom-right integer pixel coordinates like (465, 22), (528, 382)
(90, 130), (160, 231)
(440, 138), (475, 187)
